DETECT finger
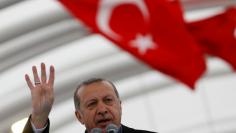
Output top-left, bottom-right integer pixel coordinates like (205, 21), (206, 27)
(32, 66), (41, 84)
(25, 74), (34, 90)
(48, 65), (55, 88)
(41, 63), (47, 83)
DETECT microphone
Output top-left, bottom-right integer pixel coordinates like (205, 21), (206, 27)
(90, 128), (102, 133)
(106, 124), (119, 133)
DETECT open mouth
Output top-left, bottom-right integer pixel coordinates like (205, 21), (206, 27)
(97, 119), (112, 127)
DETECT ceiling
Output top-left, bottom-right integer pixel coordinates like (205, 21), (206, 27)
(0, 0), (236, 133)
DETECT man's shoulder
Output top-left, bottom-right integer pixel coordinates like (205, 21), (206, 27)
(121, 125), (157, 133)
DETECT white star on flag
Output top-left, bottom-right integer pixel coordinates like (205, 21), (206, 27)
(130, 34), (157, 55)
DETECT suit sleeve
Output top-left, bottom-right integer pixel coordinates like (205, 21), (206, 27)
(22, 115), (50, 133)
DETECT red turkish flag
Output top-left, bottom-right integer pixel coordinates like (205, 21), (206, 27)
(165, 0), (184, 23)
(58, 0), (206, 88)
(188, 7), (236, 70)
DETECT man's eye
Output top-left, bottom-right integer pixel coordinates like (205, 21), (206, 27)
(105, 98), (113, 104)
(87, 102), (96, 108)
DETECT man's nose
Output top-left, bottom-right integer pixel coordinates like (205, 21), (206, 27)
(97, 102), (108, 115)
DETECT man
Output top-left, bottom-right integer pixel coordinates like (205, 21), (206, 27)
(23, 63), (156, 133)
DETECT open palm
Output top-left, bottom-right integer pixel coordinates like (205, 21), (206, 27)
(25, 63), (55, 128)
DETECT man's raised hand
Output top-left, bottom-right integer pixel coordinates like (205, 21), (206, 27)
(25, 63), (55, 128)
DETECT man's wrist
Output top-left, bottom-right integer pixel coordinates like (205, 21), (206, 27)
(31, 114), (48, 129)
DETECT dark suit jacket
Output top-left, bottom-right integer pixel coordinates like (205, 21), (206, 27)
(23, 116), (49, 133)
(120, 125), (157, 133)
(84, 125), (156, 133)
(23, 117), (156, 133)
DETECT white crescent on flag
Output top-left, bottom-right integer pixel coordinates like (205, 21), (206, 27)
(96, 0), (150, 40)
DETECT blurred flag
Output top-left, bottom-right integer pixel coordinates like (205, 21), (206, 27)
(167, 1), (236, 70)
(58, 0), (206, 88)
(188, 7), (236, 70)
(165, 0), (184, 23)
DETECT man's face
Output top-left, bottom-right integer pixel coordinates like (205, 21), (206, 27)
(75, 81), (122, 133)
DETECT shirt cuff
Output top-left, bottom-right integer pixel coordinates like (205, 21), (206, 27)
(30, 120), (48, 133)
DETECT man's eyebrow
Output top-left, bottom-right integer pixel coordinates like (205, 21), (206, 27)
(104, 95), (115, 99)
(86, 98), (99, 103)
(85, 98), (96, 102)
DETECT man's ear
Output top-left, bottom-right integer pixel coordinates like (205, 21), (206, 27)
(75, 111), (84, 125)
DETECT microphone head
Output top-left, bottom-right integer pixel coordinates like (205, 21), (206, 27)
(106, 123), (119, 133)
(90, 128), (102, 133)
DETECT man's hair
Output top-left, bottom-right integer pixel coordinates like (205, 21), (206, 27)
(74, 78), (120, 110)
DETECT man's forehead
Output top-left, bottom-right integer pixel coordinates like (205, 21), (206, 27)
(77, 81), (115, 95)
